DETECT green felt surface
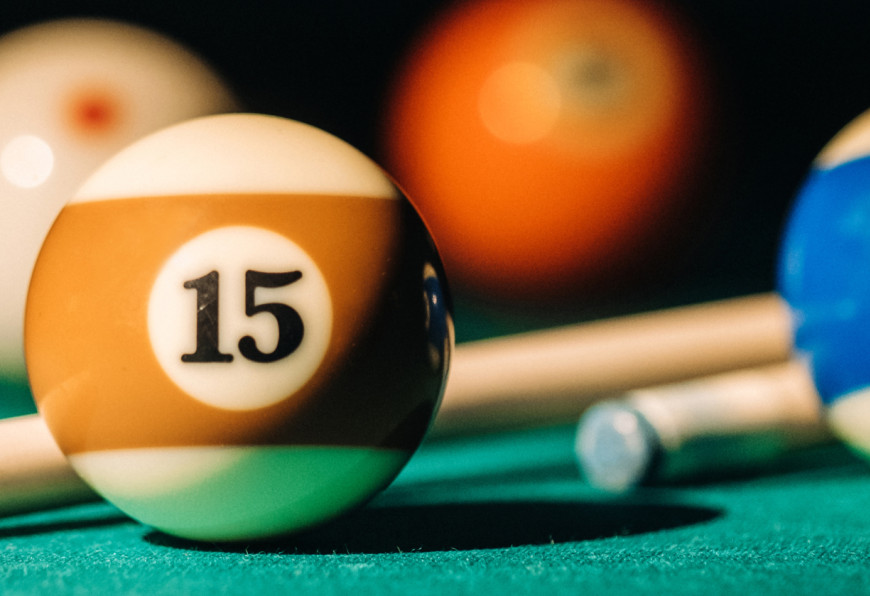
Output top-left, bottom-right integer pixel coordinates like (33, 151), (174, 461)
(3, 423), (870, 595)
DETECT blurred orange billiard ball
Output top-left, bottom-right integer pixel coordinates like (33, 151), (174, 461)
(383, 0), (713, 304)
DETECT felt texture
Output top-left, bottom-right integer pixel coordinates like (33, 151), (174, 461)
(2, 423), (870, 595)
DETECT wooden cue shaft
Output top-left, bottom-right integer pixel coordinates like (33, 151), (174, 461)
(0, 414), (96, 514)
(0, 293), (792, 514)
(430, 293), (793, 437)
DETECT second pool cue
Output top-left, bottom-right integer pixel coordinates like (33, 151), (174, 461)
(575, 359), (830, 492)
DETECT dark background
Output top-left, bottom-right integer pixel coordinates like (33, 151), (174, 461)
(7, 0), (870, 338)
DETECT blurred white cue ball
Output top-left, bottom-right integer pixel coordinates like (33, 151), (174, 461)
(0, 18), (238, 404)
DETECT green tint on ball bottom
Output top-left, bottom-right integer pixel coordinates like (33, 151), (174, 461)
(69, 445), (410, 542)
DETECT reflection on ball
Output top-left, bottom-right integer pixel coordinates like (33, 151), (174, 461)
(384, 0), (712, 303)
(26, 114), (452, 541)
(0, 18), (237, 414)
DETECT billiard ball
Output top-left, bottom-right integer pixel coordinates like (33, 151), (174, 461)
(0, 19), (238, 416)
(779, 108), (870, 460)
(25, 113), (452, 542)
(383, 0), (712, 303)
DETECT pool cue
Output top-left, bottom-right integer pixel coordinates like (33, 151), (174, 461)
(0, 292), (793, 514)
(431, 293), (792, 437)
(576, 359), (830, 492)
(0, 413), (96, 513)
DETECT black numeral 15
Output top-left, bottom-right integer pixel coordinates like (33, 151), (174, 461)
(181, 270), (304, 364)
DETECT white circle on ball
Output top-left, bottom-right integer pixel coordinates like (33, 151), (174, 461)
(148, 225), (333, 410)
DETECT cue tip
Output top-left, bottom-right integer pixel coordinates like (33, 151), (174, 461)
(574, 402), (661, 492)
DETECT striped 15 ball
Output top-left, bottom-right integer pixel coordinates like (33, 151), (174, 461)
(25, 113), (453, 542)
